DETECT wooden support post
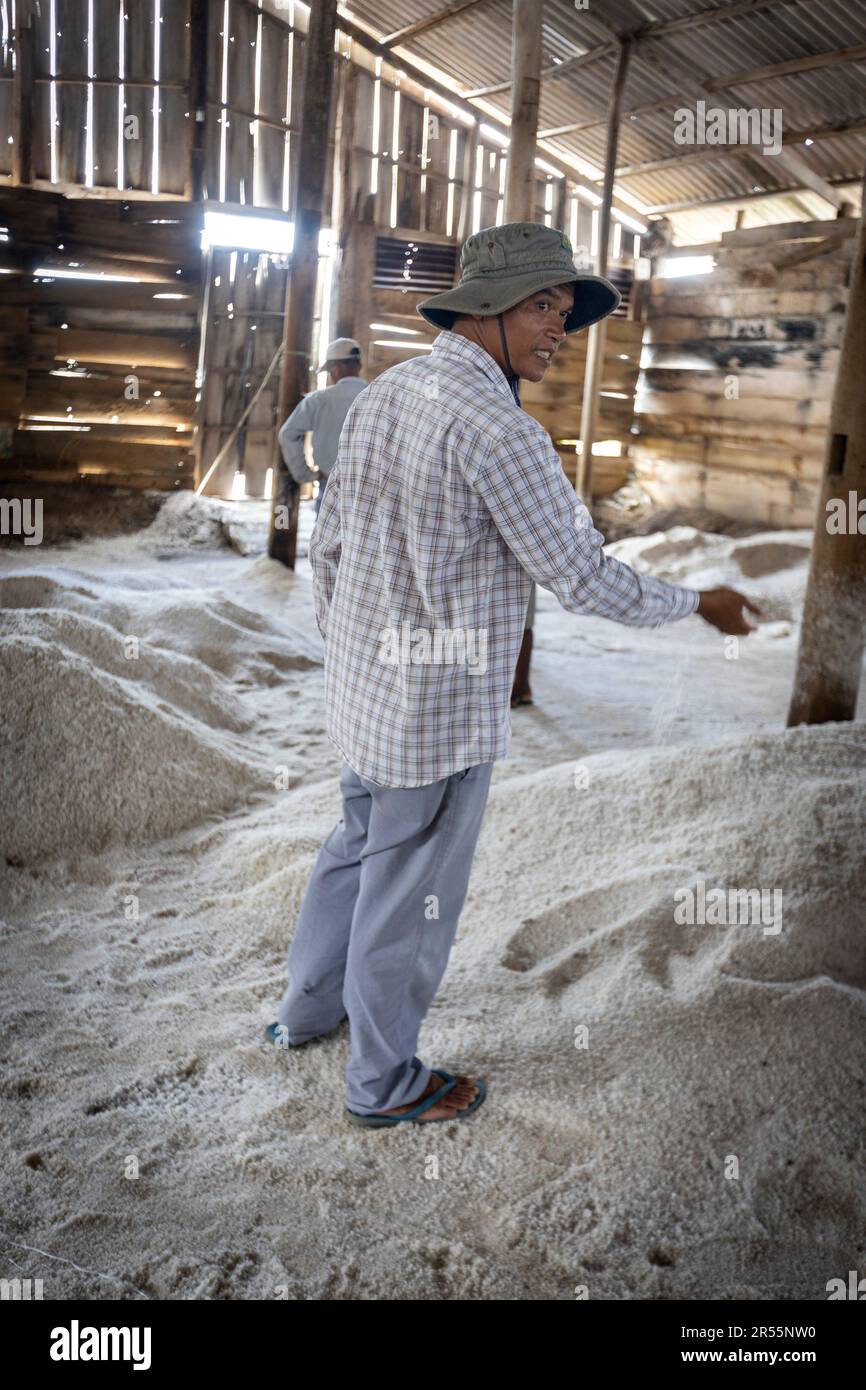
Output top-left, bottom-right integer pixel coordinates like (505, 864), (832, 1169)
(268, 0), (339, 568)
(504, 0), (542, 222)
(333, 56), (359, 338)
(12, 0), (35, 186)
(787, 171), (866, 726)
(336, 221), (375, 356)
(555, 178), (568, 236)
(457, 119), (479, 243)
(577, 38), (632, 502)
(186, 0), (209, 202)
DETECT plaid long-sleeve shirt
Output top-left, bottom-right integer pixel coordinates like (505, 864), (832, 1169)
(309, 329), (700, 788)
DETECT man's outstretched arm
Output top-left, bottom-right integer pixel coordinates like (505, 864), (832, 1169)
(467, 418), (761, 635)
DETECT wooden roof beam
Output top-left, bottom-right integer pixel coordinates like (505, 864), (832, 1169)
(629, 0), (802, 42)
(772, 145), (843, 212)
(380, 0), (493, 47)
(465, 0), (803, 99)
(539, 43), (866, 139)
(645, 175), (859, 215)
(615, 118), (866, 179)
(465, 45), (614, 100)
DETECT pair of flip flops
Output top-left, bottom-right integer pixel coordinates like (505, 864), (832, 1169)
(345, 1069), (487, 1128)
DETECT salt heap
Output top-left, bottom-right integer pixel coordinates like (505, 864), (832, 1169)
(0, 505), (320, 865)
(1, 502), (863, 1299)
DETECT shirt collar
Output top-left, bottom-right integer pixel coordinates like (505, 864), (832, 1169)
(430, 329), (516, 403)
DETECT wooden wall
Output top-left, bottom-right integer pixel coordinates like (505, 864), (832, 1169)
(0, 1), (315, 203)
(197, 246), (289, 496)
(11, 0), (192, 194)
(0, 0), (641, 499)
(203, 0), (305, 210)
(0, 188), (201, 489)
(14, 3), (837, 526)
(521, 317), (642, 497)
(632, 218), (855, 528)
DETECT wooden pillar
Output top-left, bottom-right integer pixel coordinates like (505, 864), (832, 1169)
(11, 0), (35, 186)
(787, 171), (866, 726)
(504, 0), (542, 223)
(336, 221), (375, 355)
(333, 55), (357, 258)
(186, 0), (209, 202)
(576, 38), (632, 502)
(333, 55), (360, 339)
(457, 120), (479, 242)
(268, 0), (339, 568)
(555, 177), (568, 236)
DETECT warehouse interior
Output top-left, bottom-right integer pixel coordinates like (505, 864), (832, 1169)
(1, 0), (865, 1302)
(1, 0), (864, 521)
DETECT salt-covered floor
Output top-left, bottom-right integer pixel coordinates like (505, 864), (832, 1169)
(1, 493), (864, 1300)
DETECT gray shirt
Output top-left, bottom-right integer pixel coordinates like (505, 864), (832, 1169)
(278, 376), (368, 484)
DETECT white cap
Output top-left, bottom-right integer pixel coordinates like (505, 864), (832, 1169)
(317, 337), (362, 372)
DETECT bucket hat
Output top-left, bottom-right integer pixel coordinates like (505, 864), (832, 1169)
(417, 222), (620, 334)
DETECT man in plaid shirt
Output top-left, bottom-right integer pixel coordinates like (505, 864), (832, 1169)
(269, 223), (760, 1128)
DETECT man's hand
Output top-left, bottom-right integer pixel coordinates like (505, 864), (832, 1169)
(697, 587), (764, 635)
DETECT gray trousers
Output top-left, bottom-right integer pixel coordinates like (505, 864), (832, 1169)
(276, 759), (494, 1114)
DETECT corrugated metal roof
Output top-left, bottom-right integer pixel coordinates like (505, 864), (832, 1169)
(344, 0), (866, 240)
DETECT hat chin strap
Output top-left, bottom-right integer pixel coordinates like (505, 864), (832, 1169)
(496, 313), (522, 408)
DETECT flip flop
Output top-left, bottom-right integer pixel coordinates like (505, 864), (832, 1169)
(510, 694), (533, 707)
(345, 1069), (487, 1128)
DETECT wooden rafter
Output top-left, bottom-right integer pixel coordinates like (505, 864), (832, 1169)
(539, 43), (866, 139)
(646, 175), (859, 216)
(466, 0), (804, 99)
(615, 119), (866, 180)
(465, 45), (615, 100)
(380, 0), (493, 47)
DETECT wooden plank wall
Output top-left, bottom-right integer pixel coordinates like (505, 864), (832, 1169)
(632, 219), (855, 527)
(0, 0), (643, 499)
(0, 4), (12, 181)
(348, 67), (560, 239)
(20, 0), (192, 194)
(522, 319), (644, 497)
(204, 0), (305, 210)
(197, 246), (289, 496)
(0, 188), (201, 488)
(0, 1), (308, 203)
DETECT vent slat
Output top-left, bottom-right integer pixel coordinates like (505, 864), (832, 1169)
(374, 237), (457, 294)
